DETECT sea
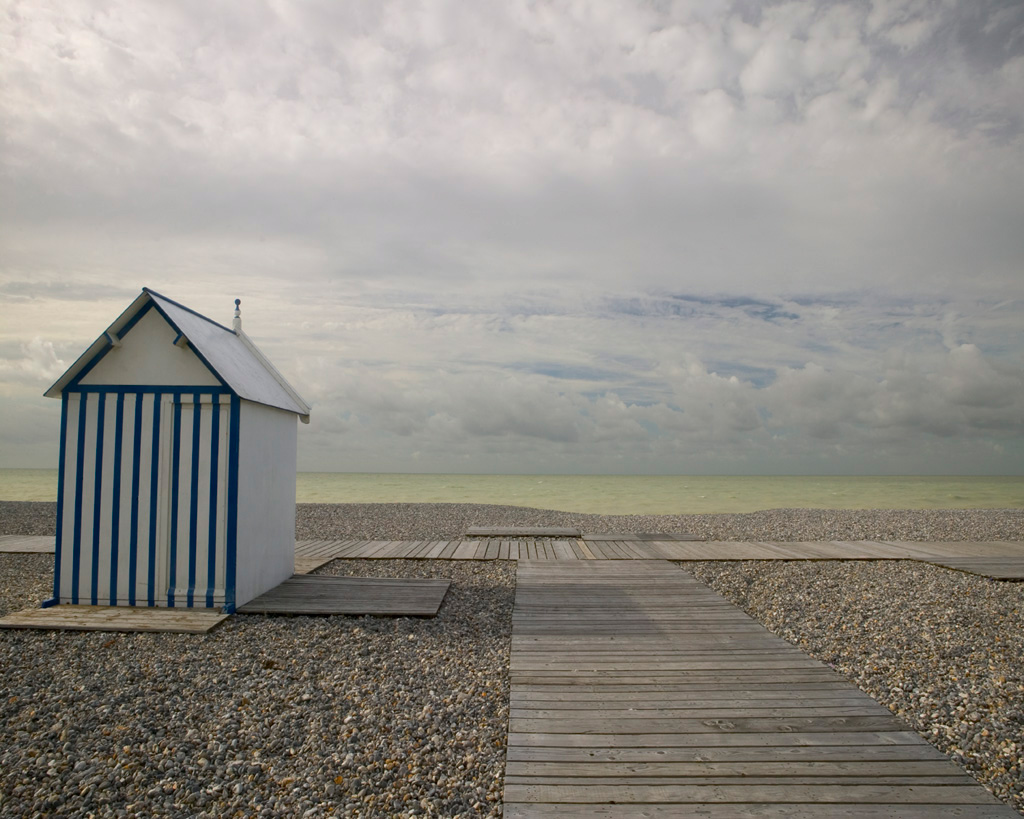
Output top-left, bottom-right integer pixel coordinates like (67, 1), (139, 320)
(1, 469), (1022, 515)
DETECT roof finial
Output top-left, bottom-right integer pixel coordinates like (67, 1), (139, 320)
(233, 298), (242, 332)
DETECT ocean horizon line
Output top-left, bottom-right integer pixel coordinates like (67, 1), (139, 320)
(2, 467), (1021, 478)
(2, 469), (1021, 515)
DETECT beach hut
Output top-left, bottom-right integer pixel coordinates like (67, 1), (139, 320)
(43, 288), (311, 613)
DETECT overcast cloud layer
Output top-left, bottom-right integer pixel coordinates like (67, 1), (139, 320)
(2, 0), (1023, 474)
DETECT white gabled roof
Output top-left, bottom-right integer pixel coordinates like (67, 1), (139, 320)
(45, 288), (311, 422)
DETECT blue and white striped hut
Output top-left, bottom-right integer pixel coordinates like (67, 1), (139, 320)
(44, 288), (311, 613)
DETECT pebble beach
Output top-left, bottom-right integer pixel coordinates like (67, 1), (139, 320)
(4, 500), (1024, 542)
(1, 500), (1023, 816)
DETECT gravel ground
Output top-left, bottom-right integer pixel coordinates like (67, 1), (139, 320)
(2, 502), (1022, 816)
(0, 555), (514, 818)
(4, 500), (1023, 541)
(687, 560), (1024, 815)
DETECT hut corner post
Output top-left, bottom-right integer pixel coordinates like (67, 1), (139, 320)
(41, 392), (70, 608)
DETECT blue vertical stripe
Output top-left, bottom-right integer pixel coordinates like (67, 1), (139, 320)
(147, 395), (161, 607)
(108, 393), (125, 605)
(49, 394), (70, 606)
(187, 394), (202, 607)
(71, 394), (87, 605)
(90, 394), (106, 606)
(224, 394), (240, 613)
(128, 395), (143, 606)
(56, 385), (236, 610)
(206, 395), (220, 608)
(168, 396), (182, 607)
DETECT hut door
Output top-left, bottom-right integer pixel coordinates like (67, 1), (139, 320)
(159, 394), (231, 608)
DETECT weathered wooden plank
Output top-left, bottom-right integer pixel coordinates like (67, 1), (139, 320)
(398, 540), (422, 558)
(508, 673), (849, 686)
(507, 731), (930, 749)
(510, 661), (830, 673)
(510, 681), (860, 694)
(503, 783), (1006, 805)
(293, 539), (323, 557)
(0, 605), (227, 634)
(503, 804), (1016, 818)
(553, 540), (577, 560)
(506, 743), (952, 763)
(506, 774), (974, 787)
(419, 540), (448, 559)
(598, 540), (628, 559)
(329, 539), (365, 556)
(301, 539), (335, 557)
(923, 558), (1024, 580)
(505, 760), (967, 778)
(511, 706), (893, 720)
(237, 575), (449, 616)
(511, 691), (861, 703)
(422, 540), (446, 558)
(467, 526), (582, 537)
(511, 695), (883, 710)
(564, 539), (586, 559)
(618, 540), (652, 559)
(293, 556), (335, 574)
(575, 539), (597, 560)
(0, 535), (56, 553)
(449, 540), (480, 560)
(437, 540), (461, 559)
(384, 540), (412, 557)
(509, 716), (906, 734)
(330, 540), (369, 558)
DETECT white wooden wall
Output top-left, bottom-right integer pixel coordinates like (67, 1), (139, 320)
(233, 400), (297, 608)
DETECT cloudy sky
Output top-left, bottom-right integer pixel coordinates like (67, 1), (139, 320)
(2, 0), (1023, 475)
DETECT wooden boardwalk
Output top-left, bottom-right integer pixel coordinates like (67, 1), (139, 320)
(0, 535), (56, 553)
(503, 560), (1016, 817)
(6, 536), (1022, 579)
(0, 605), (228, 634)
(236, 575), (450, 616)
(294, 539), (1024, 580)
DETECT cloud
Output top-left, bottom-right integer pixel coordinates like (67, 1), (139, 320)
(1, 1), (1023, 473)
(0, 338), (67, 394)
(266, 289), (1023, 474)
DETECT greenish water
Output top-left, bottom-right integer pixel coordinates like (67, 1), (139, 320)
(3, 469), (1021, 515)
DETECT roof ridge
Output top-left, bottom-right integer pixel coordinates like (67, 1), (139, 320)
(143, 287), (234, 335)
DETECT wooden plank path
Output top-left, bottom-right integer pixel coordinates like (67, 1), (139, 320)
(0, 535), (55, 553)
(920, 556), (1024, 581)
(236, 575), (450, 616)
(294, 555), (336, 574)
(4, 536), (1021, 579)
(3, 533), (1021, 578)
(0, 605), (228, 634)
(294, 539), (1024, 579)
(503, 560), (1016, 817)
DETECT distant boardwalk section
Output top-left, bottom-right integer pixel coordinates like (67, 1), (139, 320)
(294, 538), (1024, 580)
